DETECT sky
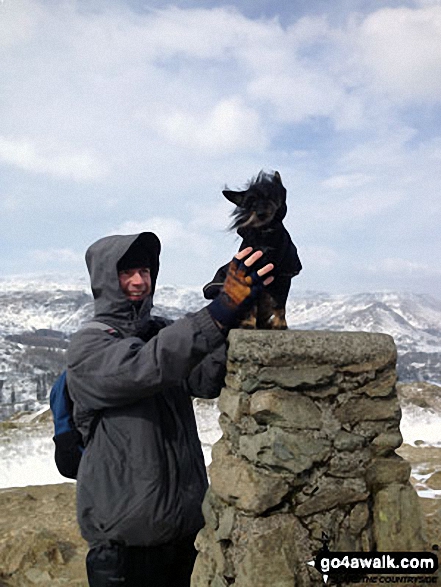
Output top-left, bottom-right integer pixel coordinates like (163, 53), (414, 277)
(1, 0), (441, 295)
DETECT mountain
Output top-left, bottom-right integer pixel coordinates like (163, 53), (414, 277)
(1, 274), (441, 419)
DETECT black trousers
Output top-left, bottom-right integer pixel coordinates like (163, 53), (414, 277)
(86, 534), (198, 587)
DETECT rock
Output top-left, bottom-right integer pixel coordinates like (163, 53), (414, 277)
(295, 485), (369, 517)
(336, 397), (401, 425)
(239, 428), (331, 475)
(227, 330), (396, 371)
(371, 431), (403, 456)
(365, 458), (411, 490)
(328, 450), (371, 478)
(426, 471), (441, 490)
(373, 483), (426, 551)
(360, 370), (397, 398)
(191, 550), (216, 587)
(209, 440), (289, 514)
(257, 365), (335, 390)
(333, 430), (366, 451)
(232, 515), (315, 587)
(215, 507), (235, 542)
(218, 413), (241, 449)
(397, 382), (441, 414)
(0, 484), (88, 587)
(218, 388), (249, 423)
(249, 389), (322, 429)
(349, 502), (370, 534)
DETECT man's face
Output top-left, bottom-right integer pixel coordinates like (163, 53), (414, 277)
(118, 268), (151, 302)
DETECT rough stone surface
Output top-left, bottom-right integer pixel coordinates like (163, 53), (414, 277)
(366, 457), (411, 490)
(295, 486), (369, 517)
(0, 484), (88, 587)
(232, 515), (317, 587)
(239, 428), (331, 474)
(333, 430), (366, 451)
(217, 387), (249, 423)
(209, 440), (289, 514)
(373, 483), (426, 551)
(257, 365), (335, 389)
(193, 330), (425, 587)
(371, 431), (403, 456)
(335, 397), (401, 425)
(227, 329), (396, 369)
(426, 471), (441, 490)
(249, 389), (322, 429)
(361, 370), (397, 397)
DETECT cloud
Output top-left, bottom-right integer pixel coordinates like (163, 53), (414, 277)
(0, 136), (108, 181)
(357, 6), (441, 103)
(369, 258), (441, 276)
(300, 245), (340, 269)
(148, 97), (265, 153)
(114, 217), (214, 257)
(29, 248), (84, 266)
(321, 173), (371, 190)
(0, 1), (440, 294)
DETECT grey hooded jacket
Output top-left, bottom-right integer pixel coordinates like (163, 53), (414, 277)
(67, 232), (227, 548)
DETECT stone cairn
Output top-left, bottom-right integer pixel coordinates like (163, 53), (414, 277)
(191, 330), (426, 587)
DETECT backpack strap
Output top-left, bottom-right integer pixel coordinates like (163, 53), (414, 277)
(71, 321), (121, 446)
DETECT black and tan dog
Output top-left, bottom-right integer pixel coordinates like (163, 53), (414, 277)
(203, 170), (302, 329)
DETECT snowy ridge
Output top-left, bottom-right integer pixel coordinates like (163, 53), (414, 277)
(1, 278), (441, 421)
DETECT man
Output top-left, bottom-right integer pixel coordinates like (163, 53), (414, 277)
(67, 231), (274, 587)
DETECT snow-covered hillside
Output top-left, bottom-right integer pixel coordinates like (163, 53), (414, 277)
(1, 274), (441, 420)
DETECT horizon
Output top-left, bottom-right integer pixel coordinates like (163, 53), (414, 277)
(0, 270), (441, 303)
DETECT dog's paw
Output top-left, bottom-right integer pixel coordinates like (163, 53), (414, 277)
(266, 308), (288, 330)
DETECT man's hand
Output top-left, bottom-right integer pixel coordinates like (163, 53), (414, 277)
(207, 247), (274, 331)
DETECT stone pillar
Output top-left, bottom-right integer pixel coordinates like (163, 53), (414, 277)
(191, 330), (426, 587)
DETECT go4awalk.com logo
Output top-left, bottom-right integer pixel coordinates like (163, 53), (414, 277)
(307, 551), (438, 584)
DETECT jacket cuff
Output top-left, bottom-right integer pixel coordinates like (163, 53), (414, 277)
(194, 306), (228, 349)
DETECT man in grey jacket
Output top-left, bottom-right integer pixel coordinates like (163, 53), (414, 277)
(67, 231), (274, 587)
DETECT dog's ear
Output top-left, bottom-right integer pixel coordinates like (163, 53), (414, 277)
(222, 189), (246, 206)
(274, 171), (282, 183)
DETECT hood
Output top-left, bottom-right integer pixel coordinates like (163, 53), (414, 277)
(85, 232), (161, 333)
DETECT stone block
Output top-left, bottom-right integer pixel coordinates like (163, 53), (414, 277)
(218, 413), (241, 449)
(366, 458), (411, 490)
(239, 427), (331, 475)
(218, 387), (249, 422)
(211, 575), (229, 587)
(191, 550), (216, 587)
(258, 365), (335, 389)
(227, 330), (396, 371)
(209, 440), (289, 514)
(249, 389), (322, 429)
(349, 502), (370, 534)
(216, 507), (235, 541)
(360, 370), (397, 398)
(295, 485), (369, 517)
(232, 515), (314, 587)
(328, 450), (371, 478)
(333, 430), (366, 451)
(201, 488), (220, 531)
(373, 483), (426, 551)
(371, 431), (403, 456)
(335, 397), (401, 425)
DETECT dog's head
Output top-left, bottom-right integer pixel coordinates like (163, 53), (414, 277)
(223, 170), (287, 230)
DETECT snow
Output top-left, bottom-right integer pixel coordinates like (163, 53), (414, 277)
(1, 399), (440, 490)
(0, 401), (223, 489)
(400, 404), (441, 448)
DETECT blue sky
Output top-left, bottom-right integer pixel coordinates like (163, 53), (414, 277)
(1, 0), (441, 294)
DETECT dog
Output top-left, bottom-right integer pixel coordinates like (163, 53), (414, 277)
(203, 170), (302, 329)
